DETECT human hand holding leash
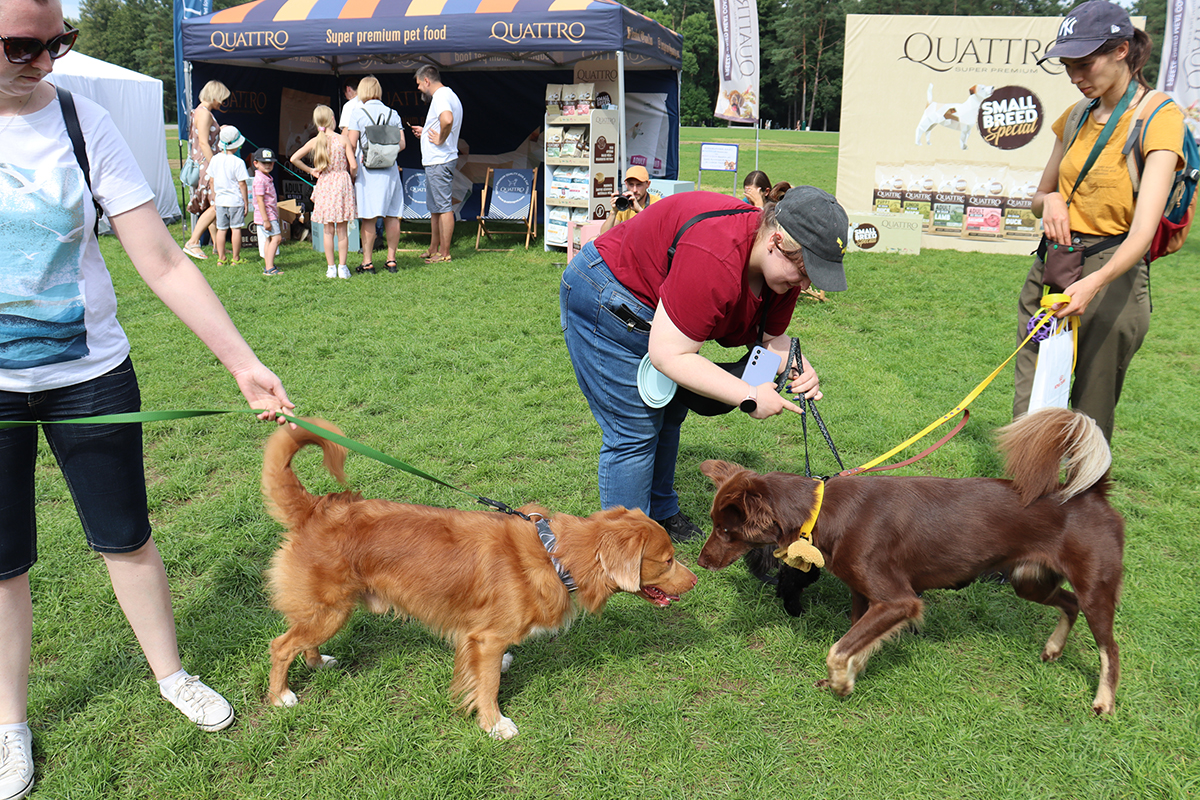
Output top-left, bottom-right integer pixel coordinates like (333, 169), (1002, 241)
(747, 383), (805, 419)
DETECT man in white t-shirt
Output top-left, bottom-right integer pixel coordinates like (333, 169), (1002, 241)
(337, 77), (363, 133)
(410, 65), (462, 263)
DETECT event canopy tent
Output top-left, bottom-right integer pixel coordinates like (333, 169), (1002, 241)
(180, 0), (683, 72)
(179, 0), (682, 187)
(52, 51), (182, 224)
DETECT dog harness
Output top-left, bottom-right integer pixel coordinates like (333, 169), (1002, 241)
(773, 479), (825, 572)
(533, 517), (577, 593)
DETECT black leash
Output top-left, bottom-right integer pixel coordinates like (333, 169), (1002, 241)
(779, 338), (844, 478)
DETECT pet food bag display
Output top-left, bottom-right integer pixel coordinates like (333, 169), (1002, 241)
(963, 164), (1007, 239)
(873, 164), (905, 215)
(1002, 170), (1042, 240)
(546, 206), (571, 246)
(575, 83), (595, 116)
(902, 164), (935, 227)
(545, 127), (563, 159)
(545, 84), (563, 113)
(560, 85), (579, 116)
(560, 127), (585, 160)
(543, 76), (623, 249)
(567, 166), (590, 202)
(931, 163), (969, 235)
(547, 166), (572, 201)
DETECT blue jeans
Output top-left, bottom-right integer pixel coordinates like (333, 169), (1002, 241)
(559, 242), (688, 517)
(0, 356), (151, 579)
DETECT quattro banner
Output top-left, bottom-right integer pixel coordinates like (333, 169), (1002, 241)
(1157, 0), (1200, 141)
(712, 0), (759, 123)
(837, 13), (1143, 255)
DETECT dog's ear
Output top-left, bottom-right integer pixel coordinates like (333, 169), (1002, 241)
(969, 84), (977, 94)
(712, 474), (777, 540)
(700, 460), (746, 487)
(598, 543), (644, 594)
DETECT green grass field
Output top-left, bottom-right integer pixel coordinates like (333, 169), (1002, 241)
(20, 128), (1200, 798)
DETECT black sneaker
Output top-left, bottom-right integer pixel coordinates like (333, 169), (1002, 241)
(654, 511), (704, 543)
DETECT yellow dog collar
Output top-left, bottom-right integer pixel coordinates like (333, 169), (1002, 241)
(773, 479), (825, 572)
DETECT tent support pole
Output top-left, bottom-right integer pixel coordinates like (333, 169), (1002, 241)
(617, 50), (626, 183)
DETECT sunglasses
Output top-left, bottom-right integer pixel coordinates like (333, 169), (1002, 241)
(2, 25), (78, 65)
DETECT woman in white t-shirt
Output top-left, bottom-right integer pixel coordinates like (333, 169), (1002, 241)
(0, 1), (294, 795)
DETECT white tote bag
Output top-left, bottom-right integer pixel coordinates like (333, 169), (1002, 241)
(1028, 317), (1076, 412)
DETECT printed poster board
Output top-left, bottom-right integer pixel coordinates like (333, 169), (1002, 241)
(837, 14), (1144, 255)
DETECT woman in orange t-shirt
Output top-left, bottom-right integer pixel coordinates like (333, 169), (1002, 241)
(1015, 0), (1184, 441)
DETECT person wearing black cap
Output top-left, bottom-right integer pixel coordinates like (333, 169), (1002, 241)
(559, 187), (848, 542)
(1014, 0), (1185, 441)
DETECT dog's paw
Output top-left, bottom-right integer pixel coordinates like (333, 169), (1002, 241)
(273, 689), (299, 708)
(1041, 645), (1063, 663)
(489, 716), (519, 740)
(312, 654), (339, 670)
(500, 652), (514, 673)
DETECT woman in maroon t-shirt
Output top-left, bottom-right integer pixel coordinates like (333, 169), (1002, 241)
(559, 186), (848, 542)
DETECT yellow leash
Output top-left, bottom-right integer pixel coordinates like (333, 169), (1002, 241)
(844, 294), (1076, 475)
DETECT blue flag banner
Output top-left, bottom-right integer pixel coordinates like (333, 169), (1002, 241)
(174, 0), (212, 138)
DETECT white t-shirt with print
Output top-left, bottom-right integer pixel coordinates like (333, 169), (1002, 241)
(420, 85), (462, 167)
(208, 150), (250, 208)
(0, 88), (154, 393)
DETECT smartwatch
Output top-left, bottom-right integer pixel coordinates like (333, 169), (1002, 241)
(739, 392), (758, 414)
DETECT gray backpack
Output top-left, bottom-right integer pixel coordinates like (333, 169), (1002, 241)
(361, 108), (402, 169)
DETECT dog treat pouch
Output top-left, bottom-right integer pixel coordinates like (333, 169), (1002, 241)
(1039, 236), (1085, 292)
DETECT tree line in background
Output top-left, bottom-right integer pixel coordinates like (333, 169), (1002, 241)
(70, 0), (1168, 129)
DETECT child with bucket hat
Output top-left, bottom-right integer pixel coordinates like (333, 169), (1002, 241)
(208, 125), (251, 265)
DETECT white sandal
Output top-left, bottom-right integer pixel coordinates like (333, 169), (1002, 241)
(182, 243), (207, 259)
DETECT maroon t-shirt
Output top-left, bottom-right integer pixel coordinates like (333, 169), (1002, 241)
(594, 192), (800, 348)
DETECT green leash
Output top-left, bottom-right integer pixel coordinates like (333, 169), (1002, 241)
(0, 409), (526, 515)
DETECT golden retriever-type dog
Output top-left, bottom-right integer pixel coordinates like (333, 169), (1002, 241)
(696, 408), (1124, 715)
(261, 421), (697, 739)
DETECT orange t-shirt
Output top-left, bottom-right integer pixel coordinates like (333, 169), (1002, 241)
(1052, 94), (1185, 236)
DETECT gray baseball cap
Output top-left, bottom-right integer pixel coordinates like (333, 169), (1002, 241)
(774, 186), (849, 292)
(1038, 0), (1133, 64)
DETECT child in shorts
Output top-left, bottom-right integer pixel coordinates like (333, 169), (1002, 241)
(252, 148), (283, 276)
(209, 125), (250, 265)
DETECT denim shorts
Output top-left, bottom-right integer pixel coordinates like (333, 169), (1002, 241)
(0, 356), (152, 579)
(216, 204), (245, 230)
(258, 219), (281, 238)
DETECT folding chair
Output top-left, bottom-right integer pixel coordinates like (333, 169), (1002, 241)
(399, 168), (431, 241)
(475, 168), (537, 250)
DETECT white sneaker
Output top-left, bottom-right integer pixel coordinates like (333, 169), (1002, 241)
(325, 265), (337, 278)
(160, 674), (234, 732)
(337, 265), (351, 279)
(0, 728), (33, 800)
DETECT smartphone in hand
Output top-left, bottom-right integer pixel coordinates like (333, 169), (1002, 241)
(741, 346), (782, 387)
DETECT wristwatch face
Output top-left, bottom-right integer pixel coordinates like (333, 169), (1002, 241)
(739, 396), (757, 414)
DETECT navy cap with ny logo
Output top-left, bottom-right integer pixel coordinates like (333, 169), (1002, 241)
(1038, 0), (1134, 64)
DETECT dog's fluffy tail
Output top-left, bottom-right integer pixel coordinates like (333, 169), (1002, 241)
(997, 408), (1111, 505)
(262, 418), (349, 528)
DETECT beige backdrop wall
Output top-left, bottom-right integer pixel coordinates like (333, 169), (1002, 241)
(837, 14), (1144, 255)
